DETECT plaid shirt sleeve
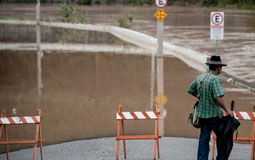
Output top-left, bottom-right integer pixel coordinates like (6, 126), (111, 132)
(187, 79), (198, 95)
(212, 77), (224, 98)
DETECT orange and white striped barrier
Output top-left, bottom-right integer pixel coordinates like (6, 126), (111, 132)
(212, 105), (255, 160)
(116, 105), (161, 160)
(0, 109), (44, 160)
(0, 116), (40, 125)
(116, 111), (158, 120)
(223, 111), (255, 120)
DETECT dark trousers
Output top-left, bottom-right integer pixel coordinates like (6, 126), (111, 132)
(197, 117), (225, 160)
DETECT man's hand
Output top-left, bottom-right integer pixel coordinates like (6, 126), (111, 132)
(226, 108), (234, 117)
(215, 97), (234, 117)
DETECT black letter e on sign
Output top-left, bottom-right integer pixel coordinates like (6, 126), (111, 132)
(215, 15), (220, 23)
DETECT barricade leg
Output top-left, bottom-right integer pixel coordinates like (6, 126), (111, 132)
(33, 123), (40, 160)
(212, 134), (216, 160)
(2, 110), (10, 160)
(154, 105), (159, 160)
(252, 106), (255, 160)
(121, 119), (127, 159)
(0, 125), (2, 139)
(0, 125), (4, 159)
(116, 120), (120, 160)
(39, 124), (43, 160)
(4, 124), (9, 160)
(157, 139), (160, 159)
(154, 139), (157, 160)
(252, 142), (255, 160)
(36, 109), (43, 160)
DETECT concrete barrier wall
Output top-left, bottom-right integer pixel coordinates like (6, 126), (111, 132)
(0, 20), (208, 72)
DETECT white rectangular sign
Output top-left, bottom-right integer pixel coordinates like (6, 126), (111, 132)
(210, 12), (224, 40)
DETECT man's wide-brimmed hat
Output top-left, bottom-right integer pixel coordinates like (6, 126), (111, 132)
(205, 55), (227, 66)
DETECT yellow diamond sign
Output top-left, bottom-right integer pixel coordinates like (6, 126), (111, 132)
(155, 94), (167, 107)
(154, 8), (167, 22)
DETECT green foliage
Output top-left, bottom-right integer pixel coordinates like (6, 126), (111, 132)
(0, 17), (23, 20)
(60, 28), (89, 44)
(131, 0), (145, 6)
(77, 0), (92, 5)
(58, 3), (89, 43)
(74, 9), (88, 24)
(217, 0), (226, 7)
(72, 0), (255, 9)
(94, 0), (101, 5)
(145, 0), (154, 5)
(0, 16), (51, 22)
(173, 0), (187, 6)
(115, 10), (132, 29)
(41, 17), (51, 22)
(59, 3), (88, 23)
(59, 3), (74, 23)
(200, 0), (218, 7)
(199, 0), (255, 9)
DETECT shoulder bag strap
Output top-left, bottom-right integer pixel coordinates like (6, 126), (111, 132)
(199, 73), (211, 98)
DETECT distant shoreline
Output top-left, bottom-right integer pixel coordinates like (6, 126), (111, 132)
(0, 1), (255, 10)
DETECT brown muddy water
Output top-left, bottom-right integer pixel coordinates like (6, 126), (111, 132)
(0, 50), (255, 152)
(0, 4), (255, 152)
(0, 4), (254, 83)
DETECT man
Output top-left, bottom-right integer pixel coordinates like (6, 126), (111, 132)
(187, 55), (233, 160)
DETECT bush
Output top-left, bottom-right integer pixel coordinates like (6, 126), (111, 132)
(200, 0), (218, 6)
(41, 17), (51, 22)
(58, 3), (89, 43)
(77, 0), (92, 5)
(115, 10), (132, 29)
(59, 3), (74, 23)
(131, 0), (146, 6)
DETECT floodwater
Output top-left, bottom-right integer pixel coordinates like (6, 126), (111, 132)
(85, 6), (255, 86)
(0, 4), (254, 84)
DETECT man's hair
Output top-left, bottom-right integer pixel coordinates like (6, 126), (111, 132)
(209, 65), (219, 71)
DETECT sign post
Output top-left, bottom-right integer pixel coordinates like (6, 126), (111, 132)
(153, 0), (167, 136)
(36, 0), (43, 107)
(210, 12), (224, 56)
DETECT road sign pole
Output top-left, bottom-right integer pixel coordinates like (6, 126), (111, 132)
(156, 13), (164, 137)
(157, 19), (164, 94)
(154, 0), (167, 136)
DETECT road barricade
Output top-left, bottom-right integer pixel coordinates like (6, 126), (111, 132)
(0, 109), (44, 160)
(212, 105), (255, 160)
(116, 105), (161, 160)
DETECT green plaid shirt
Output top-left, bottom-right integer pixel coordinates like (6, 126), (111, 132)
(187, 71), (224, 118)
